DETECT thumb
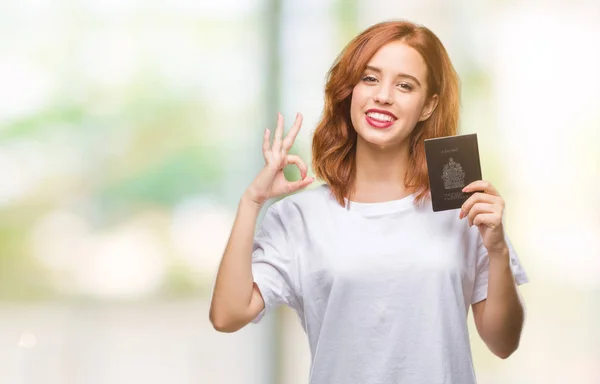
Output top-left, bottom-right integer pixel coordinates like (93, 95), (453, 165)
(287, 176), (314, 193)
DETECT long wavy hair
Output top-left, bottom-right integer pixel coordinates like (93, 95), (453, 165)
(311, 20), (460, 207)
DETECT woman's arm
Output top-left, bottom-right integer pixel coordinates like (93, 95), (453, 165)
(209, 193), (266, 333)
(472, 246), (525, 359)
(209, 113), (312, 333)
(460, 180), (526, 358)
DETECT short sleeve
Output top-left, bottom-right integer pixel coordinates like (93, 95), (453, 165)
(471, 232), (529, 304)
(251, 204), (300, 323)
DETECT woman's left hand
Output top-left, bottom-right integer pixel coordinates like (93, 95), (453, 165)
(458, 180), (508, 254)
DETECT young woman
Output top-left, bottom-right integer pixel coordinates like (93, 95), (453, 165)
(210, 20), (528, 384)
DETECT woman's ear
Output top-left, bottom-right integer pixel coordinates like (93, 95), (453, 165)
(419, 94), (439, 122)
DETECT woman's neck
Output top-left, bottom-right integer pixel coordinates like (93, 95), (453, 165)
(351, 138), (413, 203)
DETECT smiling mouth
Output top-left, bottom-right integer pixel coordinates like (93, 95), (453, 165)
(365, 112), (396, 129)
(366, 111), (396, 123)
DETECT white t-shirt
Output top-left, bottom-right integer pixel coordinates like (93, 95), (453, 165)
(251, 184), (528, 384)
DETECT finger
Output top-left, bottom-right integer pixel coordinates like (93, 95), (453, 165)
(262, 128), (271, 160)
(467, 202), (495, 227)
(286, 154), (308, 179)
(463, 180), (500, 196)
(459, 192), (499, 219)
(473, 213), (501, 228)
(287, 176), (314, 193)
(282, 113), (303, 152)
(272, 113), (284, 153)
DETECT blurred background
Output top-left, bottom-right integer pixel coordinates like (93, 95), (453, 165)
(0, 0), (599, 382)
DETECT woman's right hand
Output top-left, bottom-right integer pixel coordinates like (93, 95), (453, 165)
(245, 113), (314, 206)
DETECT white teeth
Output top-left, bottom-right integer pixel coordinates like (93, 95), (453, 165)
(366, 112), (394, 122)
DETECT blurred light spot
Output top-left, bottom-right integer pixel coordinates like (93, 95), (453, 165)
(0, 137), (86, 206)
(171, 197), (234, 272)
(0, 56), (51, 122)
(33, 210), (168, 298)
(18, 332), (37, 348)
(75, 226), (166, 299)
(79, 31), (137, 89)
(32, 210), (88, 271)
(80, 0), (257, 16)
(0, 140), (52, 204)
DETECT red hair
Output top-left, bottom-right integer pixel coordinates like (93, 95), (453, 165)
(311, 20), (460, 207)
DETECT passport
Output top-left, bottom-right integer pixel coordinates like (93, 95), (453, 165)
(424, 133), (482, 212)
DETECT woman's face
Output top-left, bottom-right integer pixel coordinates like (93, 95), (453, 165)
(350, 41), (438, 149)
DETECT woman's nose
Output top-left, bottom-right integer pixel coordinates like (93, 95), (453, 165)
(373, 84), (393, 105)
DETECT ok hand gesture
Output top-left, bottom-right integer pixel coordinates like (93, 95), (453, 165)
(246, 113), (314, 206)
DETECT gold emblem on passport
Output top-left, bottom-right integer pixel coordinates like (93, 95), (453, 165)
(442, 157), (466, 190)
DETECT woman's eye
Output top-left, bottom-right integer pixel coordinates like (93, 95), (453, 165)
(398, 83), (413, 91)
(362, 75), (377, 83)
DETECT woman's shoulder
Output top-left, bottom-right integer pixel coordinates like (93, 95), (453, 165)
(270, 183), (335, 217)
